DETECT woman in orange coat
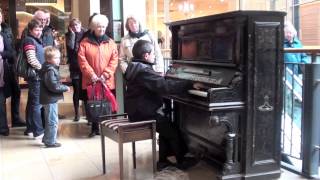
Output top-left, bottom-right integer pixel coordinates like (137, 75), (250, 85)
(78, 14), (118, 137)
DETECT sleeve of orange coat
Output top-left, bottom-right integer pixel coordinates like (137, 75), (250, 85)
(103, 42), (119, 79)
(78, 40), (96, 80)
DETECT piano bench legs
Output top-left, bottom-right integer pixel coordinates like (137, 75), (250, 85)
(100, 117), (157, 180)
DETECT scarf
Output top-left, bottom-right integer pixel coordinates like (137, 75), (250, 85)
(129, 30), (148, 39)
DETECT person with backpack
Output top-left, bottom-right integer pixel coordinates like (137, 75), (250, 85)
(23, 19), (45, 139)
(119, 16), (164, 74)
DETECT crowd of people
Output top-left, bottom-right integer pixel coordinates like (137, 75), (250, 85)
(0, 6), (202, 170)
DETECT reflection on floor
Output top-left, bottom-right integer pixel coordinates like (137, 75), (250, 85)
(0, 89), (311, 180)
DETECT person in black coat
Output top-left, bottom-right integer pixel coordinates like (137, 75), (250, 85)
(65, 18), (85, 121)
(0, 9), (25, 127)
(124, 40), (203, 171)
(0, 10), (16, 135)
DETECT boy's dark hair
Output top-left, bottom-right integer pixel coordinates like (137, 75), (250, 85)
(28, 19), (42, 30)
(132, 40), (153, 60)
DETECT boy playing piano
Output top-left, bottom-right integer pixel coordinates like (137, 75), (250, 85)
(124, 39), (203, 171)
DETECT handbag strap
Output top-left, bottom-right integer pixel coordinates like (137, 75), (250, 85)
(89, 82), (97, 100)
(89, 81), (107, 100)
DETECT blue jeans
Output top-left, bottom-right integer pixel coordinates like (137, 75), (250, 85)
(42, 103), (58, 145)
(26, 80), (44, 137)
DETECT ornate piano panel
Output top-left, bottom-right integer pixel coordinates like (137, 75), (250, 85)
(165, 11), (285, 180)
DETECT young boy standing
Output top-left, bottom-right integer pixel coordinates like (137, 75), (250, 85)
(40, 46), (70, 148)
(124, 40), (203, 170)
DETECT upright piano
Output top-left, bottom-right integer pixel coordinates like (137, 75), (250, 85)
(165, 11), (285, 179)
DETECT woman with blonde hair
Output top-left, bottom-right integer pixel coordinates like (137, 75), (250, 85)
(119, 16), (164, 74)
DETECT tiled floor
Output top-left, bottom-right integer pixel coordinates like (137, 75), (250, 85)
(0, 89), (311, 180)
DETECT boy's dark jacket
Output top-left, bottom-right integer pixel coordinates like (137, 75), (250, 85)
(124, 59), (192, 122)
(40, 62), (69, 104)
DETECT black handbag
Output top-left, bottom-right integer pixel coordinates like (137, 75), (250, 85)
(86, 83), (112, 122)
(15, 50), (36, 80)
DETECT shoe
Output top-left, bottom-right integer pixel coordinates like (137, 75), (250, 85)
(58, 114), (66, 119)
(34, 133), (44, 140)
(88, 132), (96, 138)
(0, 131), (9, 136)
(24, 130), (32, 136)
(88, 131), (100, 138)
(176, 157), (199, 170)
(45, 142), (61, 148)
(24, 130), (33, 138)
(73, 116), (80, 122)
(157, 160), (176, 171)
(12, 120), (26, 127)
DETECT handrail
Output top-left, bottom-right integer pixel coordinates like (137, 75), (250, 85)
(284, 46), (320, 53)
(284, 46), (320, 63)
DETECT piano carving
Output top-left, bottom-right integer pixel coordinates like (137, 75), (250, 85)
(165, 11), (285, 179)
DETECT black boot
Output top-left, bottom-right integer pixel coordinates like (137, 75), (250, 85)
(12, 118), (26, 127)
(0, 129), (9, 136)
(176, 157), (199, 170)
(74, 114), (80, 122)
(88, 122), (100, 137)
(73, 100), (80, 122)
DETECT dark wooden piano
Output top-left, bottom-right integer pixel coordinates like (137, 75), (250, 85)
(165, 11), (285, 180)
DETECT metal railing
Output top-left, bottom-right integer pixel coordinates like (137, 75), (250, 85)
(281, 46), (320, 179)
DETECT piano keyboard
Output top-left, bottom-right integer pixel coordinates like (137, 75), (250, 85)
(188, 90), (208, 97)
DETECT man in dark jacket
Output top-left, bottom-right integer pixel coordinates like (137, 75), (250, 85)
(0, 9), (25, 127)
(125, 40), (203, 171)
(41, 9), (55, 47)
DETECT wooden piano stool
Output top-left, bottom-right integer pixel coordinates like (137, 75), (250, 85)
(99, 113), (157, 180)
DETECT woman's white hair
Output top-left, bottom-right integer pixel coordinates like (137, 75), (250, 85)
(284, 21), (297, 37)
(90, 14), (109, 30)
